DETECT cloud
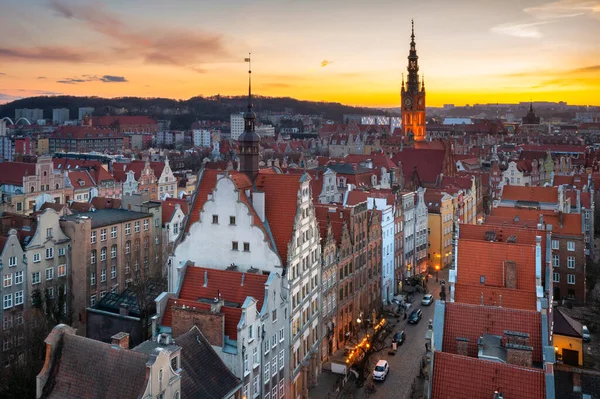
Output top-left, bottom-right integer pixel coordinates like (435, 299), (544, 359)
(57, 74), (128, 84)
(491, 0), (600, 38)
(40, 0), (231, 69)
(0, 72), (5, 76)
(37, 76), (47, 79)
(0, 46), (96, 62)
(321, 60), (333, 67)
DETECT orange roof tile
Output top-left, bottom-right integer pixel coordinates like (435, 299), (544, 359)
(431, 351), (546, 399)
(442, 302), (543, 362)
(488, 208), (583, 236)
(501, 186), (558, 203)
(185, 169), (219, 233)
(454, 283), (538, 311)
(255, 174), (302, 265)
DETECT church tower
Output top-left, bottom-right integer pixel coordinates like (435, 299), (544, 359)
(401, 20), (426, 142)
(238, 55), (261, 182)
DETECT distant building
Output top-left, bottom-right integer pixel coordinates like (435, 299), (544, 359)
(0, 120), (13, 161)
(255, 124), (275, 137)
(193, 129), (212, 147)
(92, 115), (159, 134)
(49, 126), (125, 153)
(52, 108), (70, 124)
(15, 108), (43, 123)
(230, 112), (244, 140)
(78, 106), (95, 120)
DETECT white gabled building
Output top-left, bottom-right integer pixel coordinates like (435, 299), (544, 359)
(167, 90), (322, 398)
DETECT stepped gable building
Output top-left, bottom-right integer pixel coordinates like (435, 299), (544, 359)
(401, 20), (426, 143)
(168, 64), (322, 398)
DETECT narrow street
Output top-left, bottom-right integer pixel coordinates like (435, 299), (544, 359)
(367, 271), (445, 399)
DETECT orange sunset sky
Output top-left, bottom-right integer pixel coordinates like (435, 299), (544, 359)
(0, 0), (599, 107)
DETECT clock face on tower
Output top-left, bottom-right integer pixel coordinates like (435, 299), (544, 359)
(404, 98), (412, 108)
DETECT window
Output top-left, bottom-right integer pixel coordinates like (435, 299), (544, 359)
(272, 357), (277, 376)
(568, 274), (575, 285)
(243, 352), (249, 375)
(33, 253), (40, 263)
(125, 241), (131, 254)
(101, 268), (106, 282)
(125, 262), (130, 274)
(567, 256), (575, 269)
(45, 247), (54, 259)
(264, 361), (270, 383)
(111, 245), (117, 258)
(552, 254), (559, 267)
(14, 291), (23, 306)
(253, 346), (259, 367)
(244, 242), (250, 252)
(553, 272), (560, 282)
(567, 241), (575, 251)
(16, 202), (22, 211)
(3, 294), (12, 309)
(551, 240), (559, 250)
(265, 393), (270, 399)
(232, 241), (239, 251)
(111, 265), (117, 279)
(58, 264), (66, 277)
(279, 328), (284, 342)
(279, 380), (285, 398)
(14, 271), (23, 284)
(91, 272), (96, 286)
(230, 216), (236, 225)
(272, 334), (277, 349)
(212, 215), (219, 224)
(125, 223), (131, 235)
(58, 247), (66, 256)
(8, 256), (17, 267)
(264, 339), (270, 355)
(273, 387), (278, 399)
(279, 350), (284, 370)
(90, 295), (96, 306)
(248, 324), (254, 341)
(135, 221), (140, 233)
(100, 229), (107, 241)
(3, 274), (12, 288)
(45, 267), (54, 281)
(3, 315), (12, 330)
(253, 376), (259, 398)
(144, 219), (149, 231)
(243, 385), (249, 399)
(32, 272), (40, 285)
(15, 312), (23, 326)
(91, 230), (96, 244)
(91, 250), (96, 264)
(111, 226), (117, 238)
(100, 290), (107, 298)
(100, 247), (107, 261)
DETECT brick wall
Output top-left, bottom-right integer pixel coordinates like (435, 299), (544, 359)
(505, 261), (517, 289)
(505, 344), (533, 367)
(456, 337), (469, 356)
(171, 307), (224, 346)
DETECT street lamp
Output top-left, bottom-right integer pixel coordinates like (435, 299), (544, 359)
(435, 265), (440, 282)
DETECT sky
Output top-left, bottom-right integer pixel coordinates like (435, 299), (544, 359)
(0, 0), (599, 107)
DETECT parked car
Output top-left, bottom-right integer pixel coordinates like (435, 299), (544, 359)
(373, 360), (389, 381)
(583, 325), (591, 342)
(408, 309), (423, 324)
(421, 294), (434, 306)
(393, 331), (406, 345)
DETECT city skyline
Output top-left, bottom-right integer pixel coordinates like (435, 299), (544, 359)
(0, 0), (599, 107)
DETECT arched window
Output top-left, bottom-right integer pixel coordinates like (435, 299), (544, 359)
(31, 186), (35, 193)
(43, 171), (47, 176)
(55, 184), (59, 190)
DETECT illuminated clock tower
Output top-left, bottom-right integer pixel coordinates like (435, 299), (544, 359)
(401, 20), (426, 142)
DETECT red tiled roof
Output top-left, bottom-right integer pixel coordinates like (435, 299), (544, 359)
(149, 162), (165, 179)
(343, 153), (397, 170)
(163, 266), (268, 340)
(518, 143), (586, 153)
(392, 148), (445, 185)
(255, 174), (302, 265)
(314, 204), (345, 245)
(163, 198), (189, 215)
(92, 166), (116, 183)
(488, 208), (582, 236)
(0, 162), (35, 186)
(112, 161), (146, 182)
(186, 170), (219, 233)
(501, 185), (558, 203)
(90, 197), (121, 210)
(68, 170), (96, 189)
(53, 158), (103, 170)
(431, 351), (546, 399)
(70, 202), (94, 213)
(457, 239), (536, 291)
(454, 283), (538, 311)
(51, 126), (124, 139)
(442, 302), (542, 362)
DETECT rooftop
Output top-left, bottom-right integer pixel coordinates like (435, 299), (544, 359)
(63, 208), (151, 228)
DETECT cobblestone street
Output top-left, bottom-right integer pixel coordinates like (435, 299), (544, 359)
(310, 269), (448, 399)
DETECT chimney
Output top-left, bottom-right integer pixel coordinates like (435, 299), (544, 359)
(211, 296), (224, 314)
(504, 331), (532, 367)
(111, 332), (130, 349)
(576, 190), (581, 213)
(203, 270), (208, 287)
(456, 337), (470, 356)
(241, 273), (245, 286)
(504, 261), (517, 289)
(558, 211), (564, 228)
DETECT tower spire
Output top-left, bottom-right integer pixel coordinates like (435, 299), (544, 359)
(411, 19), (415, 44)
(247, 52), (252, 112)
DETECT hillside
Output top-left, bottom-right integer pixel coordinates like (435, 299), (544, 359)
(0, 95), (389, 128)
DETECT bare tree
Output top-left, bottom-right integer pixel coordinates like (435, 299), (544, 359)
(129, 270), (167, 340)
